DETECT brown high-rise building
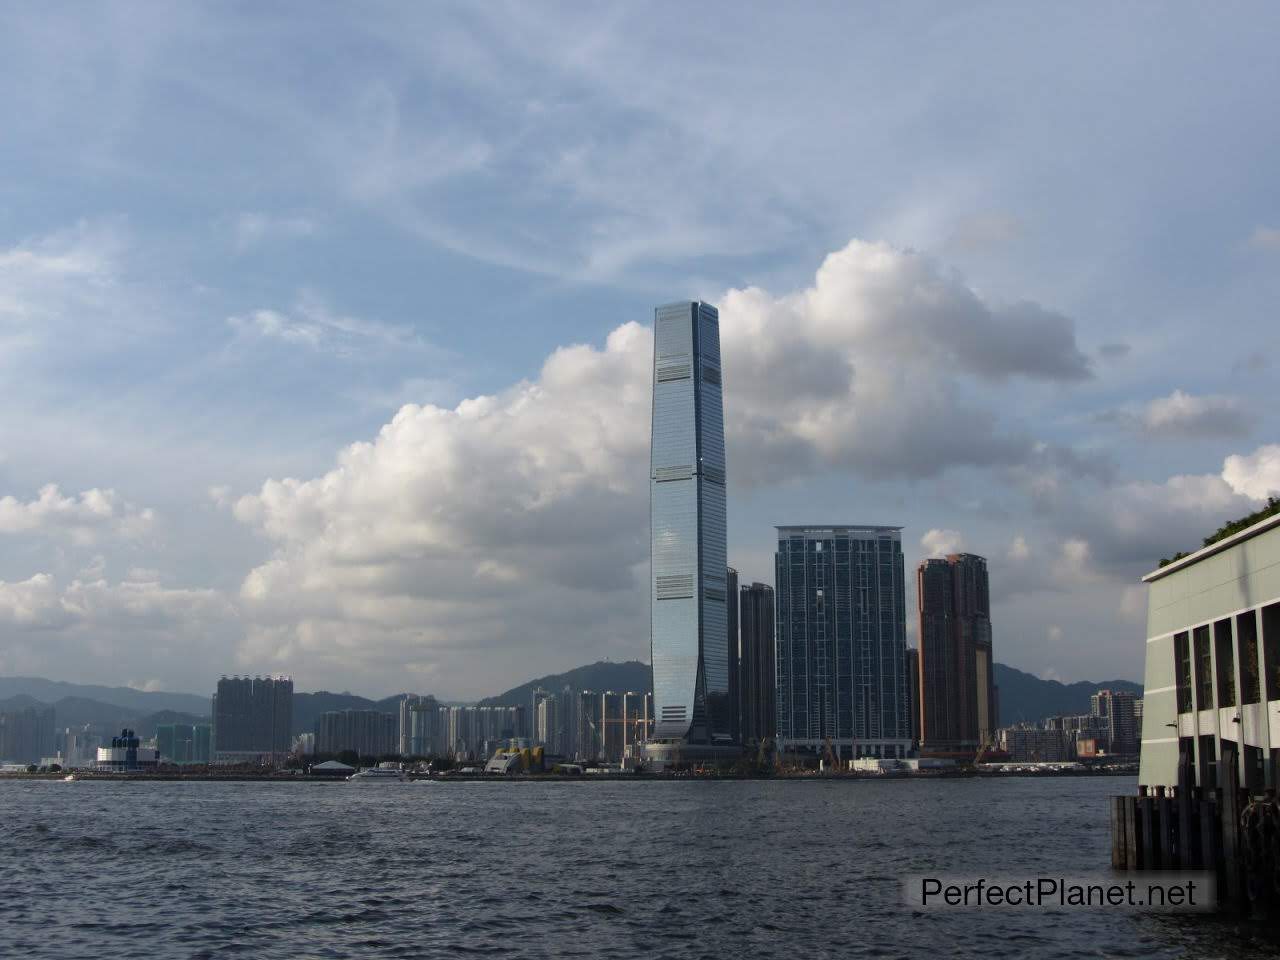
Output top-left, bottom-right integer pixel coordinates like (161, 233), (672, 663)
(917, 554), (996, 751)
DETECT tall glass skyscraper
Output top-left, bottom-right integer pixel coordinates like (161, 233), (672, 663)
(649, 301), (732, 746)
(775, 526), (911, 759)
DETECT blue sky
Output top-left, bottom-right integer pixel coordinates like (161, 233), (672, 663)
(1, 4), (1278, 698)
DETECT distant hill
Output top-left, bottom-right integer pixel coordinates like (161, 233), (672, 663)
(993, 663), (1142, 725)
(0, 676), (209, 716)
(475, 660), (1139, 726)
(478, 660), (652, 707)
(0, 694), (209, 737)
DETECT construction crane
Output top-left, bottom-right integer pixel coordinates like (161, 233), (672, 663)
(973, 735), (996, 767)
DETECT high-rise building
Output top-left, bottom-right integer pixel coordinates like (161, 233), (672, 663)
(1091, 689), (1138, 754)
(156, 723), (213, 765)
(905, 648), (920, 746)
(775, 526), (911, 759)
(600, 691), (625, 762)
(315, 709), (397, 757)
(399, 695), (442, 757)
(649, 300), (732, 752)
(0, 703), (55, 763)
(739, 582), (776, 745)
(212, 676), (293, 763)
(917, 554), (996, 751)
(727, 566), (740, 742)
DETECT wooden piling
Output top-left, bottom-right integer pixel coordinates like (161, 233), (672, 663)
(1158, 793), (1176, 869)
(1221, 747), (1242, 907)
(1125, 796), (1141, 870)
(1140, 795), (1158, 869)
(1111, 796), (1125, 869)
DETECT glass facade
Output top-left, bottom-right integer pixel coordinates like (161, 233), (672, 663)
(650, 301), (731, 744)
(774, 526), (911, 758)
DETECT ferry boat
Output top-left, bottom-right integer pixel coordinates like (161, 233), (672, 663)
(347, 762), (407, 782)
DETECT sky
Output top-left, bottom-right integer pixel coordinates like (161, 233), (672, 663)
(1, 4), (1278, 700)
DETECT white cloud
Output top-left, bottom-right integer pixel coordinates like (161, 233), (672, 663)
(232, 211), (319, 251)
(220, 239), (1098, 694)
(921, 529), (965, 557)
(227, 292), (420, 356)
(0, 573), (230, 629)
(0, 484), (154, 544)
(1141, 390), (1251, 438)
(1222, 444), (1280, 501)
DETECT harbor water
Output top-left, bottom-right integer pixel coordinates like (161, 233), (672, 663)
(1, 776), (1273, 958)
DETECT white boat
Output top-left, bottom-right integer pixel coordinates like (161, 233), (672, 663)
(347, 762), (407, 782)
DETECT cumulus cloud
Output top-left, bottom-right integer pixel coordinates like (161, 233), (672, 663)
(1093, 389), (1252, 439)
(222, 239), (1097, 694)
(0, 572), (228, 629)
(721, 239), (1091, 482)
(1141, 390), (1251, 438)
(0, 484), (154, 544)
(1223, 444), (1280, 500)
(921, 529), (965, 557)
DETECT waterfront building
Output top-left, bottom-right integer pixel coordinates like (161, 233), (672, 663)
(739, 581), (776, 745)
(1139, 509), (1280, 792)
(292, 732), (316, 756)
(399, 695), (443, 756)
(95, 728), (160, 772)
(0, 703), (55, 764)
(61, 726), (99, 769)
(1090, 689), (1138, 754)
(774, 526), (911, 760)
(212, 676), (292, 764)
(998, 724), (1071, 763)
(648, 301), (733, 754)
(570, 689), (600, 760)
(156, 723), (213, 765)
(315, 709), (397, 757)
(535, 691), (560, 753)
(917, 553), (996, 751)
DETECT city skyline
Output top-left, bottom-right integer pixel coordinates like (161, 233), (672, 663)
(1, 7), (1279, 701)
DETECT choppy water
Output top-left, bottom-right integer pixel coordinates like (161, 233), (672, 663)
(1, 776), (1274, 958)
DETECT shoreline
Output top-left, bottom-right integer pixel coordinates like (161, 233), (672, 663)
(0, 768), (1137, 784)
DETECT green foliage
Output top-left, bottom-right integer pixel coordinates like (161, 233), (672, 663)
(1159, 497), (1280, 567)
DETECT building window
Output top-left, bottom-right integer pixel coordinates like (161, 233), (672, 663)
(1213, 618), (1236, 708)
(1193, 625), (1213, 710)
(1238, 611), (1261, 705)
(1263, 603), (1280, 702)
(1174, 632), (1192, 714)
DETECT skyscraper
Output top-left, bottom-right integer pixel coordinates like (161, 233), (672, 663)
(648, 301), (733, 756)
(917, 553), (996, 751)
(775, 526), (911, 760)
(212, 676), (293, 763)
(739, 581), (776, 745)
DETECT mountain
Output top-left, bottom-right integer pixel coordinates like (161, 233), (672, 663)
(478, 660), (652, 707)
(475, 660), (1139, 726)
(993, 663), (1142, 725)
(0, 676), (209, 716)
